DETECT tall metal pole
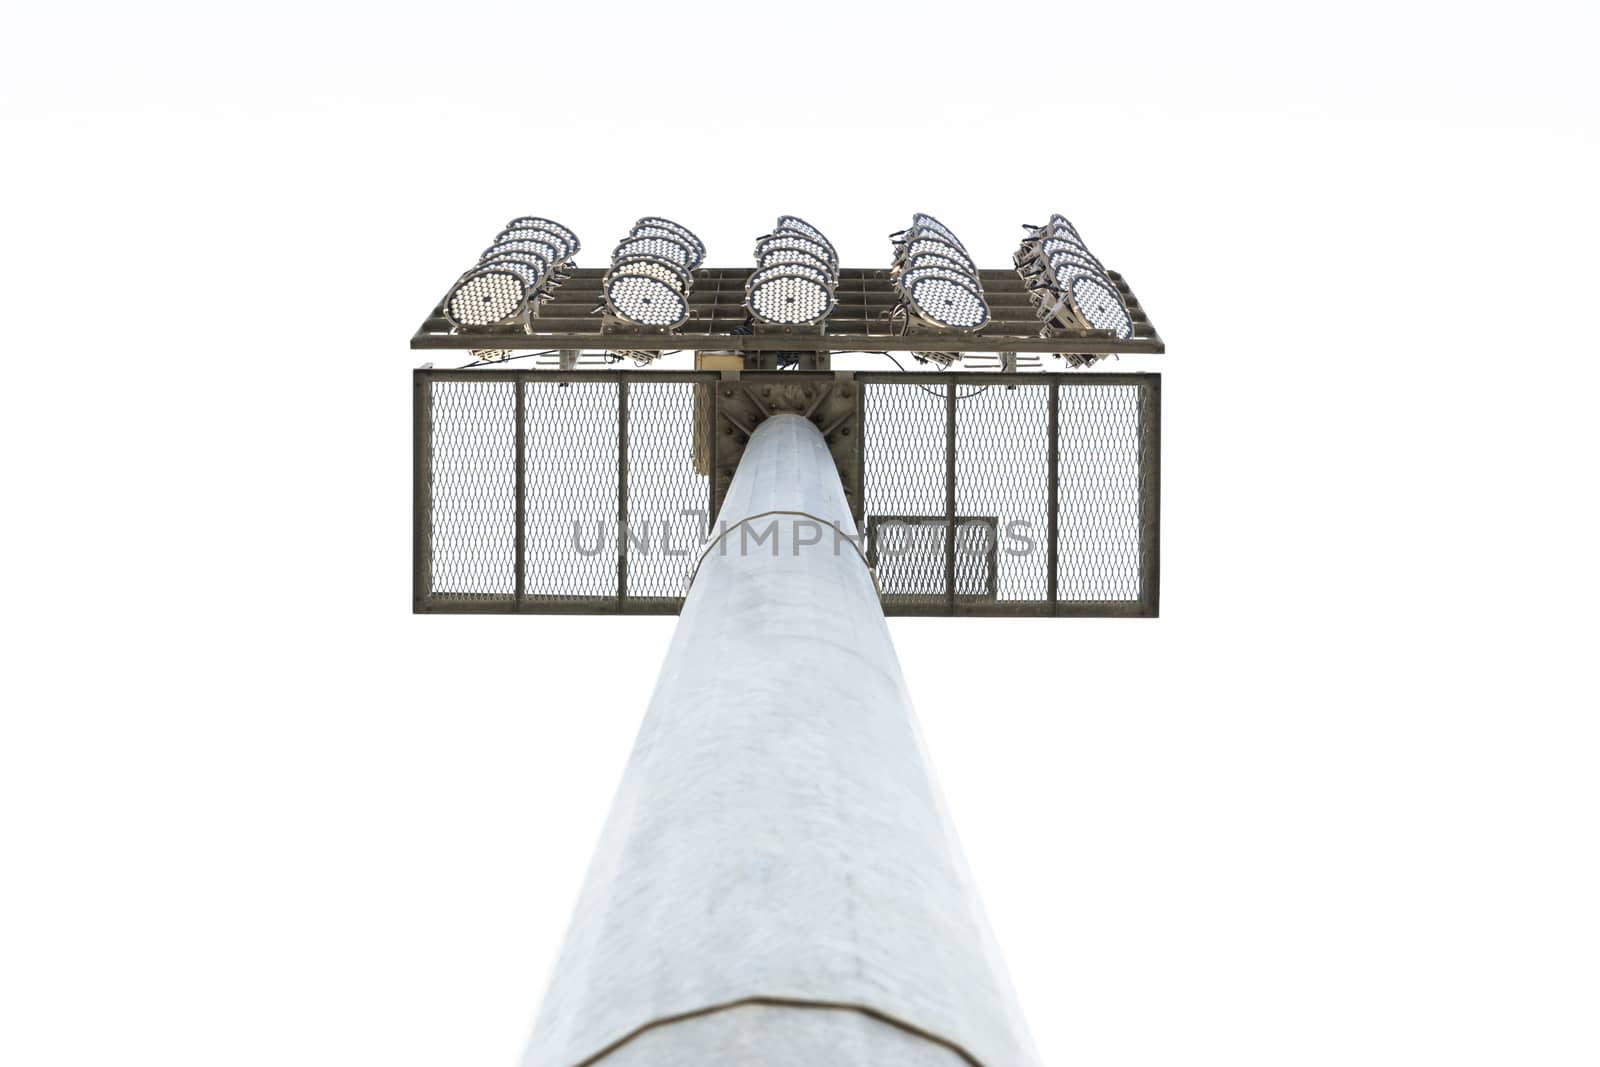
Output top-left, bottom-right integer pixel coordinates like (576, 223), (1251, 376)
(521, 415), (1042, 1067)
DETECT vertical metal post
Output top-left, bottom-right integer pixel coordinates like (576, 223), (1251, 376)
(852, 376), (866, 530)
(706, 380), (719, 537)
(1047, 380), (1059, 614)
(519, 415), (1042, 1067)
(1138, 374), (1162, 616)
(412, 372), (433, 612)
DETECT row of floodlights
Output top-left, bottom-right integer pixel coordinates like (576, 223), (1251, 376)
(1015, 215), (1134, 341)
(441, 213), (1138, 345)
(443, 217), (580, 328)
(598, 218), (707, 328)
(746, 216), (841, 326)
(889, 214), (990, 332)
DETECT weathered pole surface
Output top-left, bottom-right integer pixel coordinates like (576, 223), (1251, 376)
(521, 415), (1041, 1067)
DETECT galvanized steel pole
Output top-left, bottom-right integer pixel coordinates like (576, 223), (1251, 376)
(520, 414), (1041, 1067)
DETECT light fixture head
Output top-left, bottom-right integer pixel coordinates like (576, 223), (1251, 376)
(750, 258), (832, 289)
(1022, 214), (1083, 245)
(633, 217), (705, 266)
(1064, 274), (1133, 339)
(755, 245), (835, 276)
(898, 266), (990, 330)
(900, 251), (977, 282)
(502, 217), (580, 257)
(444, 267), (528, 328)
(909, 213), (967, 250)
(485, 236), (561, 270)
(771, 231), (839, 269)
(746, 267), (836, 325)
(773, 216), (836, 261)
(496, 228), (577, 262)
(755, 233), (835, 270)
(604, 271), (690, 328)
(478, 251), (553, 287)
(896, 235), (976, 272)
(1041, 252), (1104, 294)
(611, 253), (693, 293)
(613, 234), (695, 268)
(630, 224), (706, 268)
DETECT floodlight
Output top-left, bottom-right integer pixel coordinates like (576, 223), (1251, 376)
(1022, 214), (1083, 245)
(910, 212), (967, 249)
(604, 271), (690, 328)
(439, 215), (582, 333)
(772, 230), (840, 268)
(1023, 247), (1102, 293)
(1044, 253), (1107, 295)
(774, 216), (836, 260)
(502, 216), (581, 257)
(482, 243), (554, 272)
(631, 224), (706, 265)
(1029, 235), (1098, 267)
(1064, 273), (1134, 339)
(755, 246), (836, 276)
(486, 236), (562, 269)
(479, 252), (553, 288)
(1018, 247), (1098, 291)
(496, 228), (577, 262)
(611, 253), (693, 293)
(614, 234), (695, 267)
(746, 267), (836, 325)
(901, 251), (977, 281)
(898, 267), (989, 330)
(444, 267), (528, 327)
(753, 258), (832, 289)
(756, 233), (834, 268)
(633, 217), (705, 266)
(1041, 251), (1104, 285)
(896, 236), (976, 272)
(1009, 213), (1135, 337)
(767, 225), (839, 268)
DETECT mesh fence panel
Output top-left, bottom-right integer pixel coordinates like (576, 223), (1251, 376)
(870, 517), (996, 601)
(420, 371), (1155, 615)
(861, 382), (949, 613)
(525, 381), (619, 603)
(956, 383), (1050, 603)
(625, 381), (709, 601)
(1058, 385), (1142, 601)
(861, 377), (1151, 612)
(430, 379), (516, 598)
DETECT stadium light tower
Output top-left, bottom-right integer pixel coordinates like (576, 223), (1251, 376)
(412, 213), (1164, 1065)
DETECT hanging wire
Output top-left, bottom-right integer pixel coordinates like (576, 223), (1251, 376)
(869, 352), (990, 399)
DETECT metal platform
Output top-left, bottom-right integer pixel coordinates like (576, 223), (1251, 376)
(414, 368), (1159, 617)
(410, 267), (1163, 355)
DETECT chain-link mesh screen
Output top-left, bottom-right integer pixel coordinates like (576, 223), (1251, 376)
(625, 381), (709, 601)
(419, 371), (1156, 616)
(423, 374), (709, 610)
(860, 382), (949, 614)
(870, 517), (997, 603)
(429, 379), (517, 598)
(860, 376), (1152, 613)
(956, 383), (1051, 603)
(1058, 384), (1143, 601)
(525, 381), (620, 604)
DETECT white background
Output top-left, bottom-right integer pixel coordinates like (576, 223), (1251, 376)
(2, 2), (1597, 1064)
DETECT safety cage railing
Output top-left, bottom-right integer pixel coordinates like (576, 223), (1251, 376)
(414, 369), (1159, 617)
